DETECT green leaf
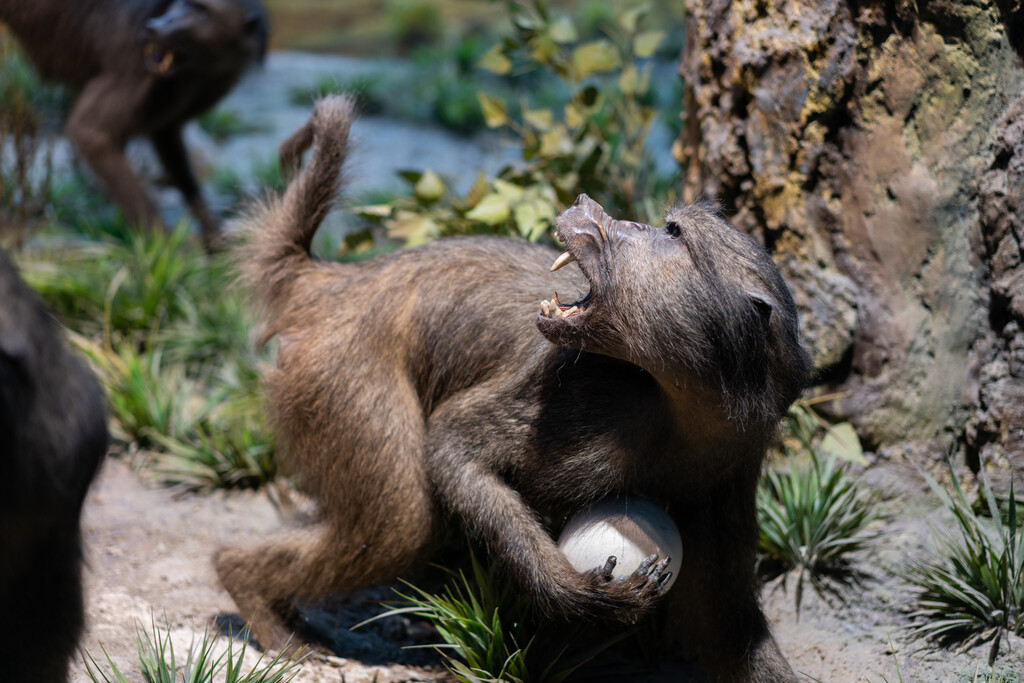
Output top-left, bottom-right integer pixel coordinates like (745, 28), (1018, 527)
(477, 44), (512, 75)
(820, 422), (867, 465)
(414, 170), (446, 203)
(465, 194), (511, 225)
(548, 16), (578, 44)
(634, 30), (665, 58)
(571, 41), (621, 79)
(476, 93), (508, 128)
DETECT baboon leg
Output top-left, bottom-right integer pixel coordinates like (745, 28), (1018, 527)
(216, 512), (438, 651)
(151, 125), (220, 250)
(217, 375), (439, 651)
(66, 77), (162, 232)
(215, 524), (339, 651)
(666, 474), (797, 683)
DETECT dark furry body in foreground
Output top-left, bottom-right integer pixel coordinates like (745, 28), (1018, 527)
(218, 97), (811, 682)
(0, 0), (267, 250)
(0, 249), (108, 682)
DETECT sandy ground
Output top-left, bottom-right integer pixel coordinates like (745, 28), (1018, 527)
(67, 456), (1024, 683)
(69, 459), (448, 683)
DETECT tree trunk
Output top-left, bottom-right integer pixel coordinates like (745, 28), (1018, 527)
(677, 0), (1024, 466)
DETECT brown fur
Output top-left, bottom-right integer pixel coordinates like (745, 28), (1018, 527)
(0, 0), (267, 250)
(219, 96), (812, 682)
(0, 248), (108, 682)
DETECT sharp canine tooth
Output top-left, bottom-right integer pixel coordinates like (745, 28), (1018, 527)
(552, 292), (560, 307)
(550, 251), (576, 272)
(541, 301), (550, 317)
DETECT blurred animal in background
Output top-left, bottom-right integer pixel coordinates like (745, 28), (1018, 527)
(0, 248), (108, 682)
(0, 0), (268, 250)
(217, 97), (811, 683)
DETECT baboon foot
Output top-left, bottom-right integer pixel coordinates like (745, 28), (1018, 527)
(214, 546), (297, 652)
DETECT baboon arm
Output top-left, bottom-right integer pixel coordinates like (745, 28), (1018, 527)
(430, 454), (586, 613)
(151, 126), (220, 248)
(65, 78), (161, 231)
(430, 441), (668, 622)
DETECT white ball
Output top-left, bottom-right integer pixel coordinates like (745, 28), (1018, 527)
(557, 498), (682, 591)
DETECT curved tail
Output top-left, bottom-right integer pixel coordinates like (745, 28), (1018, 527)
(234, 95), (356, 332)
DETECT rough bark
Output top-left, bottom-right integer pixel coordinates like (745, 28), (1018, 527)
(677, 0), (1024, 464)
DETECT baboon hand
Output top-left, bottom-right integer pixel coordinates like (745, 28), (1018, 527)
(575, 553), (672, 623)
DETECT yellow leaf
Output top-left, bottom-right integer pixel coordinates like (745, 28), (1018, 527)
(634, 30), (664, 58)
(539, 125), (573, 157)
(618, 3), (650, 32)
(571, 41), (621, 79)
(514, 198), (556, 241)
(549, 16), (578, 44)
(352, 204), (392, 218)
(564, 102), (584, 128)
(524, 108), (553, 131)
(465, 193), (510, 225)
(388, 211), (438, 243)
(414, 170), (445, 203)
(493, 178), (525, 201)
(820, 422), (867, 466)
(477, 44), (512, 75)
(618, 64), (638, 95)
(477, 93), (507, 128)
(530, 34), (558, 64)
(463, 172), (489, 207)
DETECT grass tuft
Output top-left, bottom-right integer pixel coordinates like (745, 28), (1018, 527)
(19, 223), (278, 491)
(360, 552), (630, 682)
(82, 614), (306, 682)
(757, 450), (878, 613)
(904, 461), (1024, 665)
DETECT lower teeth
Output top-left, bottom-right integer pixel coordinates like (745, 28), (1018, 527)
(540, 300), (581, 318)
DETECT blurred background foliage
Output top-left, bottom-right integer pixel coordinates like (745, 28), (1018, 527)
(347, 0), (680, 253)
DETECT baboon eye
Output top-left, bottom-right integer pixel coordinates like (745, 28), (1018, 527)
(665, 222), (681, 238)
(185, 0), (209, 13)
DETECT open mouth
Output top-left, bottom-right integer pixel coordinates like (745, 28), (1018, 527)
(144, 42), (176, 75)
(539, 250), (593, 319)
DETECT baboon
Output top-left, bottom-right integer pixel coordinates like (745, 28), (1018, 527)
(0, 248), (108, 682)
(0, 0), (268, 250)
(217, 97), (811, 683)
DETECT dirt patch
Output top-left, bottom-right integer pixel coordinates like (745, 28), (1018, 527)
(69, 458), (447, 682)
(67, 456), (1024, 682)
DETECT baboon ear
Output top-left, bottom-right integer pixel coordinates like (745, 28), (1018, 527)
(747, 291), (774, 324)
(244, 13), (268, 61)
